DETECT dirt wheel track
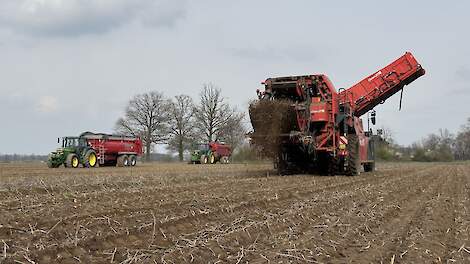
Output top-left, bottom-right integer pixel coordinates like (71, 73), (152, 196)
(0, 162), (469, 263)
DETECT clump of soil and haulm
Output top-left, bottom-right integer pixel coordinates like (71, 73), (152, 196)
(249, 100), (298, 158)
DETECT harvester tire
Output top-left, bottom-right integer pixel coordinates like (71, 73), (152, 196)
(346, 135), (360, 176)
(328, 156), (339, 176)
(84, 150), (98, 168)
(117, 155), (129, 167)
(129, 155), (137, 166)
(364, 161), (375, 172)
(65, 154), (80, 168)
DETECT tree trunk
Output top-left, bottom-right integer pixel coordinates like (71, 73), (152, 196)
(145, 141), (151, 162)
(178, 138), (184, 162)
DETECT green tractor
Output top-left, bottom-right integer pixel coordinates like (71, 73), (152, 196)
(189, 142), (232, 164)
(47, 137), (98, 168)
(190, 143), (211, 164)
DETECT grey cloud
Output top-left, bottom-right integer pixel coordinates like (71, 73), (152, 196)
(231, 46), (319, 63)
(455, 66), (470, 82)
(0, 0), (186, 37)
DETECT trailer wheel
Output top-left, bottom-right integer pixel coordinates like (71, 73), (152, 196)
(221, 156), (230, 164)
(346, 135), (361, 176)
(117, 155), (129, 167)
(84, 150), (98, 168)
(129, 155), (137, 166)
(65, 154), (80, 168)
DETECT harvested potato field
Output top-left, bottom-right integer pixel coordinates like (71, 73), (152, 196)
(0, 162), (469, 263)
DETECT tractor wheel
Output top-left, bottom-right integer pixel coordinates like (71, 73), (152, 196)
(84, 150), (98, 168)
(200, 155), (208, 164)
(364, 161), (375, 172)
(346, 134), (361, 176)
(47, 160), (60, 168)
(129, 155), (137, 166)
(117, 155), (129, 167)
(209, 154), (216, 164)
(65, 154), (80, 168)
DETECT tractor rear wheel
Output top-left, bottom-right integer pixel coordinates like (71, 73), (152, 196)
(84, 150), (98, 168)
(346, 134), (361, 176)
(209, 154), (216, 164)
(117, 155), (129, 167)
(129, 155), (137, 166)
(65, 154), (80, 168)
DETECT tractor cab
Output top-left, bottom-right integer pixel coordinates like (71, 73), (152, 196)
(62, 137), (87, 149)
(47, 136), (94, 168)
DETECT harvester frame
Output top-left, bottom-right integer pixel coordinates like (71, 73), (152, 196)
(250, 52), (425, 175)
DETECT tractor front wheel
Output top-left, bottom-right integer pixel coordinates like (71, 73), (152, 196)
(47, 160), (60, 168)
(84, 150), (98, 168)
(65, 154), (80, 168)
(200, 155), (208, 164)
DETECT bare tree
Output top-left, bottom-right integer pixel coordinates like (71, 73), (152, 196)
(455, 118), (470, 160)
(219, 112), (247, 151)
(193, 83), (247, 153)
(115, 91), (170, 161)
(167, 95), (196, 161)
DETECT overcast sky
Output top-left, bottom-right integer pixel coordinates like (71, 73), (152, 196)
(1, 0), (469, 154)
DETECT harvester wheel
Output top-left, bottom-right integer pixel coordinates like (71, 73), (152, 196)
(117, 155), (129, 167)
(129, 155), (137, 166)
(276, 151), (289, 175)
(328, 156), (339, 176)
(364, 161), (375, 172)
(65, 154), (80, 168)
(84, 150), (98, 168)
(346, 135), (361, 176)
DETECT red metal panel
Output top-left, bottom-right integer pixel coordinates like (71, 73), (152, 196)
(87, 137), (143, 156)
(339, 52), (425, 116)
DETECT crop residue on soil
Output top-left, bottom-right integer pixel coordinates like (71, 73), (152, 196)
(249, 100), (298, 157)
(0, 162), (469, 263)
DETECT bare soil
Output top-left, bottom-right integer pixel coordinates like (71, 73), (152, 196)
(0, 162), (469, 263)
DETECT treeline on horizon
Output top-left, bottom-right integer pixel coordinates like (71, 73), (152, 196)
(377, 118), (470, 162)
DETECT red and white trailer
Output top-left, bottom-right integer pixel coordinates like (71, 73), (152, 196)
(81, 132), (143, 167)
